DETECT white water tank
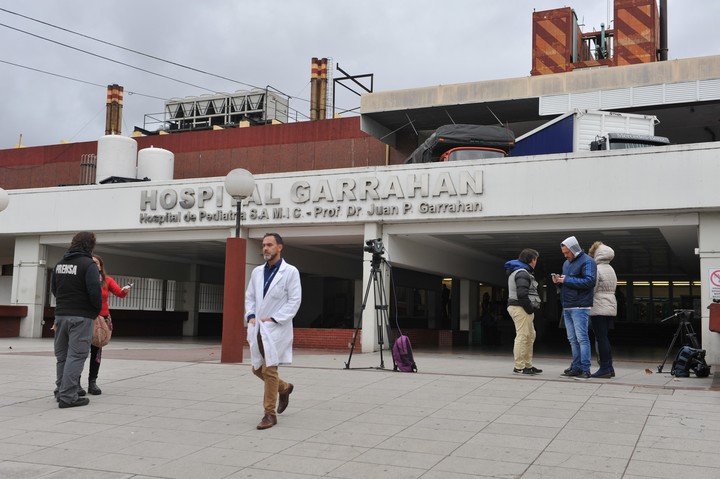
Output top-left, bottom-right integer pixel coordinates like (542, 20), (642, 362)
(96, 135), (137, 183)
(137, 146), (174, 181)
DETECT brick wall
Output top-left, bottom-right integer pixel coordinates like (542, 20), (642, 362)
(293, 328), (360, 350)
(0, 117), (392, 190)
(393, 329), (439, 347)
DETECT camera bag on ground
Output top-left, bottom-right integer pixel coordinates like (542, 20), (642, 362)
(671, 346), (711, 378)
(392, 334), (417, 372)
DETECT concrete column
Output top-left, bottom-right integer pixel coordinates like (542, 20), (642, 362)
(699, 213), (720, 365)
(245, 236), (262, 289)
(11, 236), (47, 338)
(182, 264), (200, 336)
(459, 279), (479, 346)
(361, 223), (390, 353)
(221, 237), (247, 363)
(450, 280), (460, 329)
(459, 280), (471, 331)
(427, 288), (437, 329)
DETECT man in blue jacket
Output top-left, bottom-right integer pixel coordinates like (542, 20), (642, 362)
(552, 236), (597, 379)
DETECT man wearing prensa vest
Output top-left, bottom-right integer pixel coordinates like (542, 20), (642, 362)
(51, 231), (102, 408)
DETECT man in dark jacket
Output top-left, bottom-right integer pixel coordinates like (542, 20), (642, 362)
(505, 249), (543, 375)
(552, 235), (597, 379)
(51, 231), (102, 408)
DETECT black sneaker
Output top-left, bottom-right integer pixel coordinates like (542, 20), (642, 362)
(527, 367), (543, 374)
(58, 397), (90, 409)
(563, 366), (573, 375)
(513, 368), (524, 374)
(562, 369), (581, 377)
(522, 368), (537, 375)
(573, 371), (591, 380)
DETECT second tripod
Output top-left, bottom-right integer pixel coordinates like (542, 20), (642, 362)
(345, 238), (391, 370)
(657, 309), (700, 373)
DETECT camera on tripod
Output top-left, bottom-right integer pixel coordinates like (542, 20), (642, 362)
(363, 238), (385, 256)
(661, 309), (694, 323)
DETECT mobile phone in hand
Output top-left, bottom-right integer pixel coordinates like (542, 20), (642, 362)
(124, 283), (134, 289)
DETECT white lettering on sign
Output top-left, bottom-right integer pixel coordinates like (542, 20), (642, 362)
(137, 169), (485, 225)
(55, 264), (78, 275)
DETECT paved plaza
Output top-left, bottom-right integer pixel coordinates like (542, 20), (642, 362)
(1, 338), (719, 479)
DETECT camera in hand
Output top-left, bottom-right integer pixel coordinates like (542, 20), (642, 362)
(363, 238), (385, 256)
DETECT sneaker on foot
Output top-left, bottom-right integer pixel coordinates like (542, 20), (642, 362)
(521, 368), (537, 375)
(573, 371), (591, 380)
(590, 370), (613, 379)
(563, 366), (574, 375)
(527, 367), (543, 374)
(513, 368), (524, 374)
(562, 369), (581, 377)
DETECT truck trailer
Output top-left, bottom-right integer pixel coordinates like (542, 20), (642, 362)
(511, 109), (669, 157)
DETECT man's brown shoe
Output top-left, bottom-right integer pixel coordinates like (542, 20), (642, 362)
(256, 414), (277, 430)
(277, 383), (294, 414)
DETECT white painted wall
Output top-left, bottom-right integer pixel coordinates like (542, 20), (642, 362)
(699, 213), (720, 365)
(10, 236), (47, 337)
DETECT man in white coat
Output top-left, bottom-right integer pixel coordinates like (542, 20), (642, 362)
(245, 233), (302, 430)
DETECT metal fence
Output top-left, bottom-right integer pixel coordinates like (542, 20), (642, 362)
(49, 274), (223, 314)
(199, 283), (224, 313)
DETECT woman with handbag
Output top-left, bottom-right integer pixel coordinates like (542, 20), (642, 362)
(83, 255), (131, 395)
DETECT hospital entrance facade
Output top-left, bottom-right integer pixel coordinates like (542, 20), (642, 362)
(2, 142), (720, 364)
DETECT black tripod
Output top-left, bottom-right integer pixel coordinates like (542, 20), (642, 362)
(657, 309), (700, 373)
(345, 241), (391, 370)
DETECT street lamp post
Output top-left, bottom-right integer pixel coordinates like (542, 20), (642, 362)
(224, 168), (255, 238)
(221, 169), (255, 363)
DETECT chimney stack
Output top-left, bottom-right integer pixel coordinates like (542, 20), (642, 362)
(318, 58), (328, 120)
(105, 84), (124, 135)
(310, 58), (328, 121)
(310, 58), (319, 120)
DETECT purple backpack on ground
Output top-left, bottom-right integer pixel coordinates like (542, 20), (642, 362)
(392, 334), (417, 372)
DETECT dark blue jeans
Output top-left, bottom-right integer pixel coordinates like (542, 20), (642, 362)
(590, 315), (614, 372)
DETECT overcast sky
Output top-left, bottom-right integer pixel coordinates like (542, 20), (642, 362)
(0, 0), (718, 149)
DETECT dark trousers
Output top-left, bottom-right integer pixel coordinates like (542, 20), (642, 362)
(89, 345), (101, 382)
(590, 315), (614, 372)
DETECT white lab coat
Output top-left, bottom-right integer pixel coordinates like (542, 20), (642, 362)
(245, 259), (301, 369)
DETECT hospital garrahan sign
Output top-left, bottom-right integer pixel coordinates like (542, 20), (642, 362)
(138, 168), (483, 225)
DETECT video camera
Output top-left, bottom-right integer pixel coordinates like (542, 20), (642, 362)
(661, 309), (694, 323)
(363, 238), (385, 256)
